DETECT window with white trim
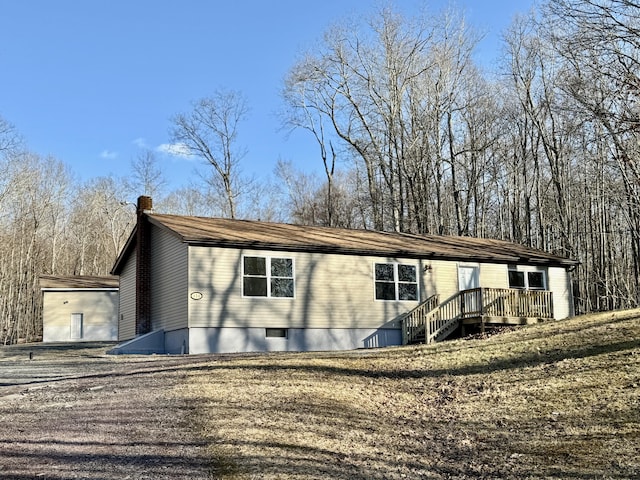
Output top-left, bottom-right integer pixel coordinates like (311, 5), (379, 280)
(508, 266), (546, 290)
(243, 256), (294, 298)
(374, 263), (418, 301)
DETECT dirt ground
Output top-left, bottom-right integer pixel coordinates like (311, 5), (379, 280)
(0, 343), (214, 479)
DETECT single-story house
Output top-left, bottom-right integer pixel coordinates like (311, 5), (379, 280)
(40, 275), (119, 342)
(109, 196), (577, 354)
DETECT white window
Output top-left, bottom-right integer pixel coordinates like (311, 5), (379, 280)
(508, 267), (547, 290)
(374, 263), (418, 301)
(243, 256), (294, 298)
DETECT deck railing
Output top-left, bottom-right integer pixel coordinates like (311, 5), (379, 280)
(402, 288), (554, 344)
(460, 288), (554, 319)
(401, 294), (440, 345)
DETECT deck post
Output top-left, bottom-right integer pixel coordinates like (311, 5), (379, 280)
(401, 320), (407, 345)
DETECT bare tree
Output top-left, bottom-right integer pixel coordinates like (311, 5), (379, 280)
(274, 159), (323, 225)
(542, 0), (640, 308)
(126, 149), (167, 199)
(0, 115), (22, 157)
(282, 68), (340, 226)
(283, 7), (437, 230)
(67, 177), (135, 275)
(283, 6), (481, 234)
(429, 10), (484, 235)
(0, 153), (72, 343)
(170, 90), (249, 218)
(162, 186), (213, 217)
(274, 159), (367, 228)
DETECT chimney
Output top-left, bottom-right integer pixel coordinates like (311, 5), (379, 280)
(135, 196), (152, 335)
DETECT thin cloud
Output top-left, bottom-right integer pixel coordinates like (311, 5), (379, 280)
(132, 137), (149, 149)
(157, 142), (192, 159)
(100, 149), (118, 159)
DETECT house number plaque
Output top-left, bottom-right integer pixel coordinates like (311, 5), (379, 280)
(190, 292), (203, 300)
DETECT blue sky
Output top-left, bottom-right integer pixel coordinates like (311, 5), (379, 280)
(0, 0), (533, 192)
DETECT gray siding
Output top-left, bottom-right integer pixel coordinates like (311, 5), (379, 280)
(43, 290), (118, 342)
(150, 224), (188, 332)
(188, 247), (425, 330)
(118, 253), (136, 341)
(187, 247), (575, 333)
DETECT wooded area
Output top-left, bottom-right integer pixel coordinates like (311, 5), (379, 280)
(1, 0), (638, 344)
(280, 0), (640, 313)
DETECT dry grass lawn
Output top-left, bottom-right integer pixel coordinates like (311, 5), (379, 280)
(1, 310), (637, 479)
(178, 310), (640, 479)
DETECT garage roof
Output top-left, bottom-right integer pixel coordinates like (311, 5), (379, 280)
(40, 275), (119, 290)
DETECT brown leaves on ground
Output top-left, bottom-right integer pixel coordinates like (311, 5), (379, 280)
(180, 310), (640, 479)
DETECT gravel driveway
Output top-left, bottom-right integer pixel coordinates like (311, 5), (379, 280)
(0, 343), (213, 479)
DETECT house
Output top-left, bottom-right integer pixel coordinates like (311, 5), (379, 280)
(40, 275), (119, 342)
(110, 196), (577, 354)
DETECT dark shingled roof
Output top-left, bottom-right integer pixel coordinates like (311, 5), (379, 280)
(119, 214), (574, 266)
(40, 275), (119, 290)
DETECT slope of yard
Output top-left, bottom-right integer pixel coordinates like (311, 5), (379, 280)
(0, 310), (638, 479)
(179, 310), (640, 479)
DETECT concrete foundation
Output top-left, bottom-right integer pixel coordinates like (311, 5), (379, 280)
(187, 326), (402, 354)
(110, 327), (401, 355)
(108, 329), (165, 355)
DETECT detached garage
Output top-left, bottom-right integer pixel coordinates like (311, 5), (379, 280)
(40, 275), (119, 342)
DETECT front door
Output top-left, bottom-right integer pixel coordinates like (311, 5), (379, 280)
(458, 265), (480, 315)
(458, 265), (479, 291)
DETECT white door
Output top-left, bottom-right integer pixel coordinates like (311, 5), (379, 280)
(458, 265), (479, 291)
(458, 265), (480, 315)
(70, 313), (83, 340)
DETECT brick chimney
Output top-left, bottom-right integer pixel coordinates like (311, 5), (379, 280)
(135, 196), (153, 335)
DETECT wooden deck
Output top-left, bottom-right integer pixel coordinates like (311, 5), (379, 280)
(402, 288), (554, 344)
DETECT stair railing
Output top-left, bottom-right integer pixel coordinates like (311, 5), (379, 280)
(402, 288), (554, 345)
(425, 294), (463, 343)
(401, 294), (439, 345)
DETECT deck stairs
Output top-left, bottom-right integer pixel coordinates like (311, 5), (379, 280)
(402, 294), (460, 345)
(402, 288), (554, 345)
